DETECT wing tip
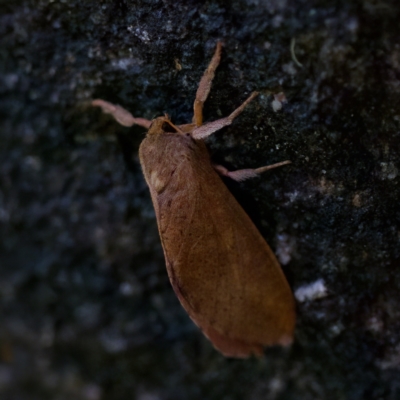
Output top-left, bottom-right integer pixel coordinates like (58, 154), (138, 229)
(203, 324), (294, 358)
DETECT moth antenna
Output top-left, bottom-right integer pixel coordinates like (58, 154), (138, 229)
(163, 118), (184, 134)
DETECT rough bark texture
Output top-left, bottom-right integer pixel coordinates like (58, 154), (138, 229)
(1, 0), (400, 399)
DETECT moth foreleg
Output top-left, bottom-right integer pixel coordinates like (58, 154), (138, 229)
(92, 99), (151, 129)
(191, 91), (258, 139)
(214, 160), (291, 182)
(193, 41), (222, 127)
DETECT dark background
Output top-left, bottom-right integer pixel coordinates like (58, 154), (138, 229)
(1, 0), (400, 399)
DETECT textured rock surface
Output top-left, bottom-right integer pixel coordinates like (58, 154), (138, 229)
(1, 0), (400, 399)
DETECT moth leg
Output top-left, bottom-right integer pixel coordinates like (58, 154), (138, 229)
(193, 41), (222, 127)
(214, 160), (291, 182)
(178, 123), (196, 133)
(192, 91), (258, 139)
(92, 99), (152, 129)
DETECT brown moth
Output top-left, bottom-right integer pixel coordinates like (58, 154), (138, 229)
(92, 42), (296, 358)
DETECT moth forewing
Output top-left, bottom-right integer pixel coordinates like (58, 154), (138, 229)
(138, 122), (295, 358)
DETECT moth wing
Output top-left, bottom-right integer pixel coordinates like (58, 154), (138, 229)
(153, 152), (295, 357)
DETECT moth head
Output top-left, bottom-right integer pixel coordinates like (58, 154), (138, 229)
(148, 115), (183, 135)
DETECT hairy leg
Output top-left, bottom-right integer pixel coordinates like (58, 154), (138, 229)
(193, 41), (222, 127)
(92, 99), (151, 129)
(192, 92), (258, 139)
(214, 160), (291, 182)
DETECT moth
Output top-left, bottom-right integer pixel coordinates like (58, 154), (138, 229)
(92, 42), (296, 358)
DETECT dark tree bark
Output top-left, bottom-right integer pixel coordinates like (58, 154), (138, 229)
(1, 1), (399, 399)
